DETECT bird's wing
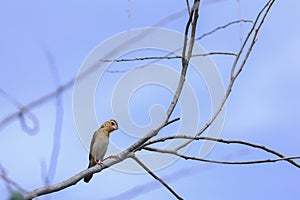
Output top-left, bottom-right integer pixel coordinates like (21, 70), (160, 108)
(88, 131), (98, 167)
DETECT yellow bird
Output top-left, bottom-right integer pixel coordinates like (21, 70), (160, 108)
(83, 119), (118, 183)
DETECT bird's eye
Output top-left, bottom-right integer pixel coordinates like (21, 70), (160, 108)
(111, 121), (115, 126)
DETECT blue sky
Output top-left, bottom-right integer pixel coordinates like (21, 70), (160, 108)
(1, 0), (300, 199)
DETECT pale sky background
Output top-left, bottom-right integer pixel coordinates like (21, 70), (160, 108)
(1, 0), (300, 200)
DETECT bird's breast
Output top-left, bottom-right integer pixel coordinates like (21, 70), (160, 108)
(92, 135), (109, 161)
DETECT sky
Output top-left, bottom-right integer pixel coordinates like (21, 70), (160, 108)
(1, 0), (300, 200)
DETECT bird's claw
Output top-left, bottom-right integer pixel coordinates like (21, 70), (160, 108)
(96, 161), (104, 167)
(94, 159), (104, 167)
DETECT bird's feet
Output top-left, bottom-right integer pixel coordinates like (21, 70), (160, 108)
(95, 159), (104, 167)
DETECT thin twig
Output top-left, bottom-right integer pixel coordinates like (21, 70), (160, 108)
(131, 155), (183, 200)
(104, 19), (251, 74)
(196, 19), (253, 41)
(186, 0), (191, 16)
(143, 147), (300, 165)
(140, 135), (300, 168)
(106, 149), (249, 200)
(100, 51), (236, 63)
(162, 117), (180, 128)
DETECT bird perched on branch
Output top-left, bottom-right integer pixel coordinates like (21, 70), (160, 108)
(83, 119), (118, 183)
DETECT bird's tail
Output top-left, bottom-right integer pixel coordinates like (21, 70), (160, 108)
(84, 173), (93, 183)
(83, 160), (95, 183)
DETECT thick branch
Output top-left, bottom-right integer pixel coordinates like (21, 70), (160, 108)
(24, 155), (127, 199)
(24, 118), (179, 199)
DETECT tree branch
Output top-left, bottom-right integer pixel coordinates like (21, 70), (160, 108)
(131, 155), (183, 200)
(196, 19), (253, 41)
(25, 0), (201, 198)
(24, 155), (128, 199)
(175, 0), (276, 151)
(99, 51), (236, 63)
(143, 147), (300, 165)
(24, 117), (181, 199)
(140, 135), (300, 168)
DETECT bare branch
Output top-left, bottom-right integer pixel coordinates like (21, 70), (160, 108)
(162, 117), (180, 128)
(185, 0), (191, 16)
(232, 0), (275, 79)
(131, 155), (183, 200)
(24, 155), (127, 199)
(175, 0), (276, 151)
(25, 1), (202, 198)
(196, 19), (253, 41)
(15, 1), (288, 200)
(24, 115), (181, 199)
(119, 0), (201, 155)
(107, 149), (248, 199)
(140, 135), (300, 168)
(143, 147), (300, 165)
(99, 51), (236, 64)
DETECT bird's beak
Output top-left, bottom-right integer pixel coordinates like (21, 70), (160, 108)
(112, 124), (118, 130)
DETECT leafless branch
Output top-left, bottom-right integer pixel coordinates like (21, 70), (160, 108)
(185, 0), (191, 16)
(140, 135), (300, 168)
(106, 149), (248, 200)
(99, 51), (236, 63)
(4, 1), (286, 199)
(162, 117), (181, 128)
(131, 155), (183, 200)
(175, 0), (275, 151)
(196, 19), (253, 41)
(103, 18), (252, 75)
(143, 147), (300, 165)
(24, 155), (125, 199)
(25, 0), (201, 198)
(24, 117), (179, 199)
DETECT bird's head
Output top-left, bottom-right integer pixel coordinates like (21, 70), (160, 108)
(100, 119), (118, 133)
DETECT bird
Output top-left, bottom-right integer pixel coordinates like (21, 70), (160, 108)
(83, 119), (118, 183)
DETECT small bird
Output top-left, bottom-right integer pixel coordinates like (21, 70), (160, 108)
(83, 119), (118, 183)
